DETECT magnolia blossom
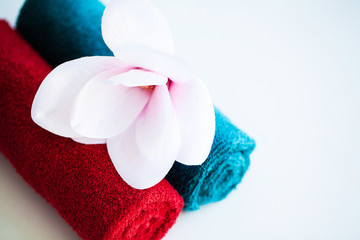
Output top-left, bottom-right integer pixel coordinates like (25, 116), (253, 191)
(31, 0), (215, 189)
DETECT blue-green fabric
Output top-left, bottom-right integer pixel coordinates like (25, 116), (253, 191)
(16, 0), (255, 210)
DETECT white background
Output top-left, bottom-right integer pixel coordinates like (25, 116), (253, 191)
(1, 0), (360, 239)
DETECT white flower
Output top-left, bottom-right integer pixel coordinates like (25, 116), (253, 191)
(31, 0), (215, 189)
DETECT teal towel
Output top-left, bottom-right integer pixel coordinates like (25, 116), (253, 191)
(16, 0), (255, 210)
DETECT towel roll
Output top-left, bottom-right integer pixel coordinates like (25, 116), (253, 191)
(0, 20), (183, 240)
(16, 0), (256, 210)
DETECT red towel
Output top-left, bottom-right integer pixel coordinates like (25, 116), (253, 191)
(0, 20), (183, 240)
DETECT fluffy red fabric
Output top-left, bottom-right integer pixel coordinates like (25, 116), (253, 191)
(0, 20), (183, 240)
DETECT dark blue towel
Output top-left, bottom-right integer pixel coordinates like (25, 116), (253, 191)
(16, 0), (255, 210)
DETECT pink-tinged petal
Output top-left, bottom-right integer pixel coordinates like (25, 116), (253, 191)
(114, 44), (196, 83)
(31, 56), (129, 138)
(72, 137), (106, 145)
(71, 73), (151, 139)
(102, 0), (174, 54)
(105, 69), (168, 87)
(135, 85), (180, 159)
(170, 78), (215, 165)
(107, 123), (176, 189)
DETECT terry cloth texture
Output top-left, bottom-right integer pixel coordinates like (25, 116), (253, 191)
(0, 20), (183, 240)
(16, 0), (256, 211)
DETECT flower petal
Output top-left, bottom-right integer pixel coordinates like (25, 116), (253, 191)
(72, 137), (106, 144)
(169, 78), (215, 165)
(135, 85), (180, 160)
(107, 122), (177, 189)
(71, 74), (151, 138)
(114, 44), (196, 83)
(102, 0), (174, 54)
(31, 56), (129, 138)
(105, 69), (168, 87)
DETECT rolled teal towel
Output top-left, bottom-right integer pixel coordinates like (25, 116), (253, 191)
(16, 0), (255, 210)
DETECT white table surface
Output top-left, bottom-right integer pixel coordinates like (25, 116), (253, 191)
(1, 0), (360, 239)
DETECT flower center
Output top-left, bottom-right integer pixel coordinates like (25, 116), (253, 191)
(139, 79), (171, 91)
(140, 85), (155, 90)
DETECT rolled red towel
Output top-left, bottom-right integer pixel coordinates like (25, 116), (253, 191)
(0, 20), (183, 240)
